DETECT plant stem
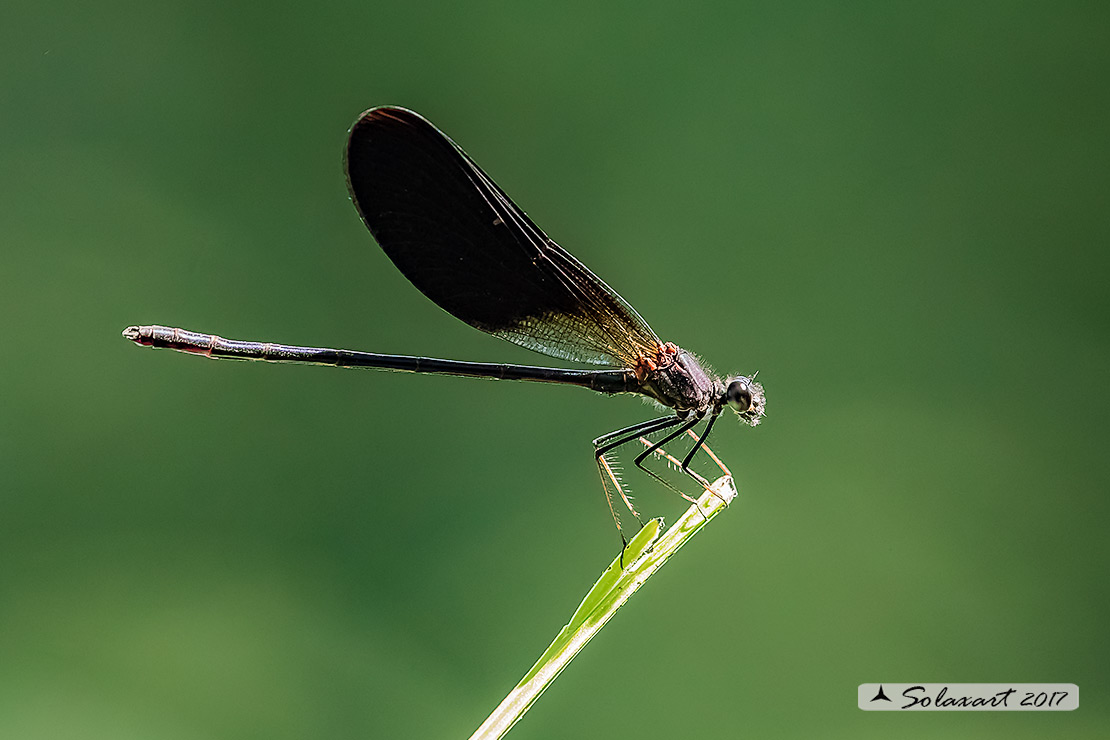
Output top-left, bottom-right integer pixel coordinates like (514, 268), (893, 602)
(468, 475), (737, 740)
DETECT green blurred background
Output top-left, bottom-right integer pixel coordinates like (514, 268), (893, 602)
(3, 1), (1108, 737)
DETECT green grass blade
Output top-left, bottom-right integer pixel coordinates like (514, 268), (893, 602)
(468, 474), (738, 740)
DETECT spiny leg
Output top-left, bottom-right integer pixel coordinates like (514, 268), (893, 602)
(677, 412), (731, 507)
(595, 416), (683, 521)
(632, 414), (706, 494)
(633, 414), (704, 476)
(684, 428), (731, 479)
(636, 437), (707, 504)
(636, 438), (706, 499)
(632, 414), (724, 521)
(680, 412), (717, 470)
(593, 416), (678, 449)
(595, 453), (628, 542)
(593, 416), (683, 549)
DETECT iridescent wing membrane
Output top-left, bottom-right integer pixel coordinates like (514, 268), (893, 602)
(344, 107), (662, 368)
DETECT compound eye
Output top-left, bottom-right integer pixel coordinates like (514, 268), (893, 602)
(727, 380), (753, 413)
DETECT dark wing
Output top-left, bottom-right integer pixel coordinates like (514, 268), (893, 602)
(344, 106), (661, 367)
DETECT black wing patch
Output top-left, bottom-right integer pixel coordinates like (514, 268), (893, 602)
(344, 106), (661, 367)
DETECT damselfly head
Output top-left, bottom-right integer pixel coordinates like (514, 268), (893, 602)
(725, 375), (766, 426)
